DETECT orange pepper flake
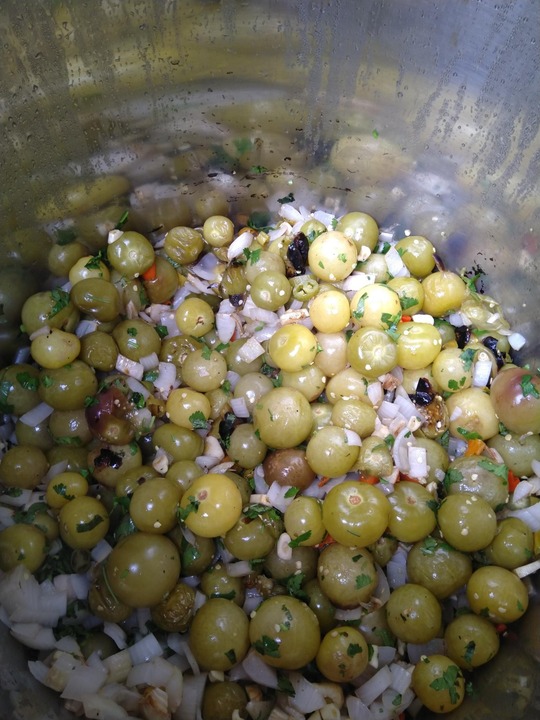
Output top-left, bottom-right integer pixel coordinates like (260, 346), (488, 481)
(316, 533), (336, 550)
(464, 438), (487, 456)
(508, 470), (521, 492)
(142, 262), (157, 281)
(317, 476), (331, 488)
(401, 315), (413, 322)
(359, 474), (379, 485)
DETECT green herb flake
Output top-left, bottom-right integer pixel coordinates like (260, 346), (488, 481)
(400, 295), (418, 310)
(41, 374), (54, 388)
(477, 458), (508, 483)
(421, 537), (439, 555)
(16, 372), (39, 392)
(277, 673), (295, 696)
(48, 288), (71, 319)
(285, 572), (308, 600)
(331, 217), (338, 230)
(347, 642), (363, 657)
(374, 627), (395, 647)
(520, 374), (540, 399)
(55, 435), (82, 447)
(355, 573), (373, 589)
(215, 342), (230, 352)
(381, 311), (401, 340)
(372, 128), (379, 139)
(392, 694), (402, 707)
(143, 369), (159, 382)
(318, 260), (325, 269)
(444, 468), (464, 489)
(463, 640), (476, 665)
(284, 486), (300, 498)
(189, 410), (208, 430)
(119, 569), (130, 579)
(288, 530), (312, 548)
(426, 499), (439, 513)
(352, 292), (368, 320)
(277, 192), (295, 205)
(177, 496), (200, 522)
(517, 599), (524, 611)
(221, 379), (231, 394)
(127, 327), (138, 337)
(155, 324), (168, 339)
(384, 434), (395, 449)
(201, 345), (212, 360)
(429, 664), (463, 705)
(448, 379), (459, 391)
(224, 648), (237, 664)
(243, 247), (262, 265)
(115, 210), (129, 230)
(76, 515), (104, 533)
(84, 395), (98, 408)
(459, 348), (476, 370)
(250, 165), (268, 174)
(456, 426), (483, 440)
(244, 504), (282, 522)
(55, 227), (77, 245)
(234, 137), (253, 155)
(253, 634), (280, 658)
(337, 253), (347, 263)
(131, 392), (146, 409)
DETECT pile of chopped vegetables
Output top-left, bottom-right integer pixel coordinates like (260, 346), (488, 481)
(0, 192), (539, 720)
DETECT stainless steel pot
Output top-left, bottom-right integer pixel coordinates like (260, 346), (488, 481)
(1, 1), (539, 718)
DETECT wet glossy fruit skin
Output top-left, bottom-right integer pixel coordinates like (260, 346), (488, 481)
(322, 480), (391, 547)
(412, 654), (465, 713)
(189, 597), (250, 671)
(249, 595), (320, 669)
(178, 473), (243, 538)
(105, 533), (181, 608)
(316, 625), (369, 682)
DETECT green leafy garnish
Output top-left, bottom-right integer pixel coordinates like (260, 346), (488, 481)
(381, 311), (401, 340)
(84, 395), (98, 407)
(244, 504), (282, 522)
(400, 295), (418, 310)
(277, 192), (295, 204)
(224, 648), (237, 664)
(215, 342), (230, 352)
(429, 664), (463, 705)
(520, 374), (540, 399)
(250, 165), (268, 174)
(352, 292), (368, 320)
(234, 137), (253, 154)
(288, 531), (312, 549)
(84, 248), (108, 270)
(113, 496), (131, 513)
(347, 642), (364, 657)
(355, 574), (373, 589)
(13, 502), (49, 525)
(115, 210), (129, 230)
(55, 227), (77, 245)
(337, 253), (347, 263)
(16, 372), (39, 391)
(372, 129), (379, 139)
(0, 380), (14, 414)
(2, 487), (23, 497)
(373, 627), (395, 647)
(55, 435), (82, 446)
(143, 369), (159, 382)
(48, 288), (71, 318)
(444, 468), (464, 489)
(463, 640), (476, 665)
(189, 411), (208, 430)
(76, 515), (104, 533)
(331, 217), (338, 230)
(392, 694), (402, 707)
(253, 635), (280, 658)
(426, 499), (439, 512)
(201, 344), (212, 360)
(155, 324), (169, 339)
(456, 427), (482, 440)
(459, 348), (476, 370)
(478, 458), (508, 483)
(243, 247), (262, 265)
(177, 496), (200, 521)
(277, 673), (295, 696)
(285, 572), (308, 600)
(131, 392), (146, 409)
(284, 487), (300, 498)
(384, 434), (395, 449)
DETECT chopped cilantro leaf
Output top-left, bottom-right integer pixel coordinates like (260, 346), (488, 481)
(253, 635), (280, 658)
(114, 210), (129, 230)
(224, 648), (237, 664)
(16, 372), (39, 391)
(456, 427), (482, 440)
(277, 192), (295, 204)
(277, 673), (295, 696)
(429, 664), (463, 705)
(520, 374), (540, 399)
(459, 348), (476, 370)
(201, 344), (212, 360)
(400, 295), (418, 310)
(352, 292), (368, 320)
(177, 496), (200, 521)
(285, 572), (308, 600)
(155, 324), (168, 339)
(48, 288), (71, 319)
(76, 515), (104, 533)
(189, 410), (208, 430)
(288, 530), (312, 548)
(355, 574), (373, 589)
(284, 487), (300, 498)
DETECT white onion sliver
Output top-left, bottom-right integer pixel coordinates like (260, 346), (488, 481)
(103, 622), (128, 650)
(229, 396), (250, 418)
(61, 664), (108, 700)
(225, 560), (252, 577)
(216, 312), (236, 343)
(288, 672), (326, 714)
(123, 376), (151, 399)
(128, 633), (163, 665)
(407, 445), (428, 479)
(19, 401), (54, 427)
(384, 246), (406, 276)
(406, 638), (446, 665)
(356, 665), (393, 706)
(242, 648), (278, 688)
(237, 336), (265, 363)
(508, 502), (540, 531)
(139, 352), (159, 370)
(227, 231), (254, 260)
(82, 694), (130, 720)
(279, 203), (304, 223)
(346, 695), (376, 720)
(343, 428), (362, 446)
(508, 331), (526, 350)
(116, 354), (144, 380)
(472, 358), (492, 387)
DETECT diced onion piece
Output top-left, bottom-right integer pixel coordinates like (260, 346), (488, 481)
(225, 560), (253, 577)
(342, 272), (376, 292)
(411, 313), (434, 324)
(227, 231), (254, 260)
(229, 396), (250, 418)
(108, 229), (124, 244)
(216, 312), (237, 343)
(11, 623), (57, 650)
(407, 445), (427, 479)
(61, 663), (108, 701)
(267, 481), (297, 513)
(242, 648), (279, 688)
(288, 672), (326, 714)
(311, 209), (336, 228)
(19, 401), (54, 427)
(346, 695), (375, 720)
(279, 203), (304, 223)
(115, 354), (144, 381)
(192, 250), (223, 279)
(103, 622), (128, 650)
(508, 332), (526, 351)
(103, 649), (133, 685)
(406, 638), (445, 665)
(237, 336), (265, 363)
(153, 362), (177, 397)
(75, 319), (99, 337)
(177, 672), (207, 720)
(91, 539), (113, 563)
(123, 376), (151, 399)
(356, 665), (393, 706)
(343, 428), (362, 447)
(472, 354), (492, 387)
(508, 502), (540, 531)
(367, 382), (384, 407)
(128, 633), (163, 665)
(83, 695), (130, 720)
(389, 662), (414, 695)
(139, 352), (159, 370)
(514, 559), (540, 578)
(28, 325), (51, 341)
(385, 247), (407, 277)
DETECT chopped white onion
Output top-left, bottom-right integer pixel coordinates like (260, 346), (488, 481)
(18, 401), (54, 426)
(139, 352), (159, 370)
(115, 354), (144, 380)
(514, 559), (540, 578)
(389, 662), (414, 694)
(288, 672), (326, 714)
(267, 481), (297, 513)
(343, 428), (362, 447)
(242, 648), (279, 688)
(61, 663), (108, 701)
(224, 560), (253, 577)
(346, 695), (376, 720)
(311, 209), (336, 228)
(472, 356), (492, 387)
(215, 312), (237, 343)
(227, 231), (254, 260)
(229, 396), (250, 418)
(153, 361), (177, 397)
(75, 319), (99, 338)
(225, 370), (241, 390)
(385, 246), (407, 276)
(28, 325), (51, 341)
(83, 694), (130, 720)
(192, 250), (223, 279)
(356, 665), (393, 706)
(11, 623), (57, 650)
(366, 382), (384, 407)
(237, 336), (265, 363)
(343, 272), (377, 292)
(177, 672), (207, 720)
(104, 622), (128, 650)
(407, 445), (428, 479)
(279, 203), (304, 223)
(447, 311), (470, 326)
(508, 501), (540, 531)
(406, 638), (446, 665)
(123, 376), (151, 399)
(128, 633), (163, 665)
